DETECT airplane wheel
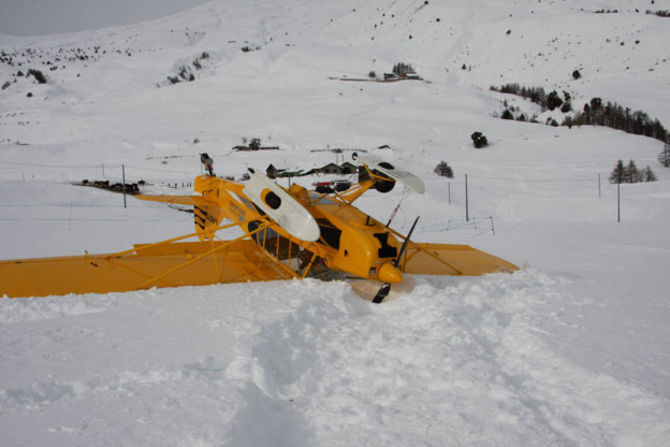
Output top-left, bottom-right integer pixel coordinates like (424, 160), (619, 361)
(373, 170), (395, 193)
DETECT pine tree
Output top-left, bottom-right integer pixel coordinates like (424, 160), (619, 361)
(392, 62), (415, 77)
(590, 97), (603, 111)
(27, 68), (47, 84)
(434, 161), (454, 178)
(643, 166), (657, 182)
(658, 143), (670, 167)
(471, 132), (488, 148)
(609, 159), (625, 184)
(625, 159), (642, 183)
(562, 116), (573, 128)
(546, 90), (563, 111)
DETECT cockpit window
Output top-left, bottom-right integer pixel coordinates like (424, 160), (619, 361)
(316, 218), (341, 249)
(374, 232), (398, 258)
(264, 191), (282, 210)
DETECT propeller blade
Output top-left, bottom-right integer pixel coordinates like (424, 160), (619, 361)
(372, 216), (420, 304)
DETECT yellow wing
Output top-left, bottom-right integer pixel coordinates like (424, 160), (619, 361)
(0, 239), (293, 298)
(400, 242), (518, 276)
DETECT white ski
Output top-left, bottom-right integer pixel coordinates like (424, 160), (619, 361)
(243, 170), (320, 242)
(353, 153), (425, 194)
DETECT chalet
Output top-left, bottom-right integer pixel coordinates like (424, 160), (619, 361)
(303, 162), (358, 176)
(340, 162), (357, 174)
(320, 163), (343, 174)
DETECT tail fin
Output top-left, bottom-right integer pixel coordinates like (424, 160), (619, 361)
(192, 201), (224, 240)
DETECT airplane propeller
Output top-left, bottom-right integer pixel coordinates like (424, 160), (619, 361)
(372, 216), (420, 303)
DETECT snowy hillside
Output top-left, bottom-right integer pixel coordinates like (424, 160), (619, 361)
(1, 0), (669, 445)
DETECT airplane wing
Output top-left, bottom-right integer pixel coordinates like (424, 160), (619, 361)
(0, 239), (294, 298)
(399, 242), (518, 276)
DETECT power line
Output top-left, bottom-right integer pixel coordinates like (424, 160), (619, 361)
(125, 166), (198, 175)
(0, 161), (199, 175)
(1, 161), (102, 169)
(463, 173), (596, 183)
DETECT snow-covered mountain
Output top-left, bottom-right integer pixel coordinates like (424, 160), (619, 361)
(1, 1), (669, 445)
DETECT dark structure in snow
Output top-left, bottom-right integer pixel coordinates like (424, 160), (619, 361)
(471, 132), (488, 148)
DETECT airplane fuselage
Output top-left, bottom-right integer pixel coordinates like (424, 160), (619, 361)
(193, 175), (403, 283)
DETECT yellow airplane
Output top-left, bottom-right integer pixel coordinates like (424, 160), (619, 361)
(0, 153), (517, 302)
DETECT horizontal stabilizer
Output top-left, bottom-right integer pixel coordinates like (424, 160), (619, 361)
(136, 195), (203, 206)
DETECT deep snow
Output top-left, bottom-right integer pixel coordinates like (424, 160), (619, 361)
(1, 0), (669, 445)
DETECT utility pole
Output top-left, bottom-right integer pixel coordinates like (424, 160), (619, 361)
(465, 173), (469, 222)
(598, 173), (601, 199)
(616, 182), (621, 223)
(122, 164), (127, 209)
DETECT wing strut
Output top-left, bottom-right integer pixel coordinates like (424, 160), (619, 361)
(136, 223), (271, 289)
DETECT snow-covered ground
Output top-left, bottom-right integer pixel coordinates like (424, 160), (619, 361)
(1, 0), (669, 445)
